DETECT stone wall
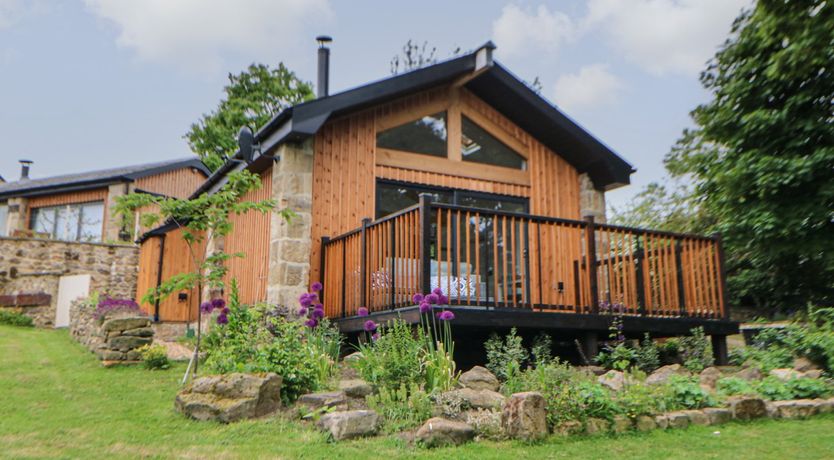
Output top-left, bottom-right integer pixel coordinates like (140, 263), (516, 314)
(579, 173), (607, 223)
(267, 140), (314, 308)
(69, 298), (154, 364)
(0, 237), (139, 327)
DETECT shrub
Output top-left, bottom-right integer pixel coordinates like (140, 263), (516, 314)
(755, 377), (794, 401)
(635, 334), (661, 373)
(784, 377), (832, 399)
(0, 310), (34, 327)
(786, 306), (834, 372)
(665, 375), (713, 409)
(679, 327), (714, 372)
(484, 328), (529, 381)
(502, 359), (575, 396)
(716, 377), (757, 397)
(138, 344), (170, 370)
(530, 332), (554, 366)
(354, 319), (424, 390)
(596, 343), (638, 371)
(615, 381), (668, 418)
(659, 338), (681, 364)
(366, 383), (433, 433)
(733, 346), (794, 372)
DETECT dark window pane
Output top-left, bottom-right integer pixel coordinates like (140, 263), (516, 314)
(376, 112), (447, 157)
(28, 201), (104, 242)
(461, 116), (526, 170)
(79, 202), (104, 242)
(375, 182), (452, 218)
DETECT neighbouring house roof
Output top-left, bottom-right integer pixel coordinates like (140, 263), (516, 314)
(0, 158), (210, 200)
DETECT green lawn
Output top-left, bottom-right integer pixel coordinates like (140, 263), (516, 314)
(1, 325), (833, 459)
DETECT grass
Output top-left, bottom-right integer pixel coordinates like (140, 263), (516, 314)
(1, 325), (833, 459)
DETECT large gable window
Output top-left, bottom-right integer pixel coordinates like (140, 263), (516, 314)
(376, 112), (447, 157)
(30, 201), (104, 242)
(461, 116), (526, 170)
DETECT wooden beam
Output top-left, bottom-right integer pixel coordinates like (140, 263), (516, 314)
(376, 148), (531, 186)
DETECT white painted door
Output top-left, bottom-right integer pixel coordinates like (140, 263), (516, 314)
(55, 274), (91, 328)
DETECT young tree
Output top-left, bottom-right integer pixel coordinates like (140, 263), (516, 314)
(609, 181), (712, 234)
(666, 1), (834, 312)
(114, 169), (293, 378)
(186, 63), (314, 170)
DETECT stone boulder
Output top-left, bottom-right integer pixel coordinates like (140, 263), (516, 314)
(611, 415), (632, 433)
(501, 392), (548, 441)
(459, 366), (500, 392)
(654, 414), (670, 430)
(734, 366), (763, 381)
(727, 396), (767, 420)
(442, 388), (506, 411)
(317, 410), (379, 441)
(813, 398), (834, 414)
(635, 415), (657, 432)
(577, 365), (607, 376)
(770, 400), (818, 419)
(584, 417), (610, 435)
(101, 316), (151, 333)
(108, 335), (153, 352)
(703, 407), (732, 425)
(416, 417), (475, 448)
(666, 411), (691, 429)
(699, 367), (722, 390)
(802, 369), (824, 379)
(793, 357), (818, 373)
(339, 380), (373, 398)
(680, 409), (709, 426)
(646, 364), (691, 385)
(769, 368), (802, 381)
(553, 420), (583, 436)
(598, 370), (628, 391)
(297, 391), (348, 412)
(175, 373), (282, 423)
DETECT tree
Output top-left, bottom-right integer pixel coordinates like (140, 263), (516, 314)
(186, 63), (314, 170)
(665, 1), (834, 312)
(114, 170), (293, 378)
(609, 181), (712, 234)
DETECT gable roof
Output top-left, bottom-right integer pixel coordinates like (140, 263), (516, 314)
(254, 43), (634, 190)
(0, 158), (210, 199)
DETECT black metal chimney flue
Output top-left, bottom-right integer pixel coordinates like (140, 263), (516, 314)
(19, 159), (32, 180)
(316, 35), (332, 98)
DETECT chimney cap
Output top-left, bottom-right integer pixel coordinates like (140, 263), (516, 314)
(19, 159), (33, 165)
(316, 35), (332, 47)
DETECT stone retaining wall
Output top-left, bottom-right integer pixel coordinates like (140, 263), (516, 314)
(69, 298), (154, 364)
(0, 237), (139, 327)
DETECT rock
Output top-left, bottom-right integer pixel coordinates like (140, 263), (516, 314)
(654, 414), (670, 429)
(813, 398), (834, 414)
(584, 417), (610, 435)
(459, 366), (500, 392)
(416, 417), (475, 447)
(703, 407), (732, 425)
(553, 420), (583, 436)
(647, 364), (691, 385)
(443, 388), (506, 410)
(577, 365), (607, 376)
(95, 349), (124, 361)
(339, 380), (373, 398)
(769, 368), (802, 381)
(121, 327), (154, 337)
(680, 410), (709, 425)
(635, 415), (657, 432)
(802, 369), (824, 379)
(317, 410), (379, 441)
(734, 367), (763, 381)
(101, 317), (151, 333)
(666, 412), (691, 429)
(598, 370), (627, 391)
(793, 357), (818, 373)
(297, 391), (348, 411)
(125, 350), (142, 361)
(699, 367), (722, 390)
(501, 392), (548, 441)
(727, 396), (767, 420)
(770, 400), (818, 419)
(175, 373), (282, 423)
(107, 335), (152, 352)
(343, 352), (363, 363)
(611, 415), (632, 433)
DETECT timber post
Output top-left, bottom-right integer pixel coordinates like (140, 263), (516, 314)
(584, 216), (599, 314)
(419, 193), (433, 297)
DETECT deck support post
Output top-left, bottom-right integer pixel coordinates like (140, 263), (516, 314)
(711, 334), (729, 366)
(581, 331), (599, 365)
(584, 216), (599, 314)
(419, 194), (433, 297)
(360, 218), (371, 311)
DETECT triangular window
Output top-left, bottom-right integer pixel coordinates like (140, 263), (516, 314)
(461, 116), (526, 170)
(376, 112), (447, 157)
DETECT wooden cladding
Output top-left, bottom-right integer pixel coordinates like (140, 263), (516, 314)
(135, 228), (203, 322)
(312, 85), (583, 285)
(322, 203), (727, 320)
(135, 167), (207, 199)
(223, 168), (272, 305)
(26, 188), (108, 209)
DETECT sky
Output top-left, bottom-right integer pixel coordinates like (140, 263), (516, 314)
(0, 0), (750, 209)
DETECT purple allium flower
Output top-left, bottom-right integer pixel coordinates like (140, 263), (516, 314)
(314, 303), (323, 311)
(357, 307), (369, 317)
(211, 298), (226, 310)
(216, 313), (228, 325)
(309, 292), (319, 302)
(305, 318), (319, 328)
(432, 287), (443, 296)
(200, 301), (213, 314)
(372, 332), (380, 341)
(297, 307), (309, 317)
(419, 302), (432, 314)
(425, 293), (439, 304)
(412, 293), (424, 304)
(438, 310), (455, 321)
(363, 320), (377, 332)
(221, 307), (230, 315)
(311, 282), (323, 292)
(312, 308), (325, 319)
(437, 295), (449, 305)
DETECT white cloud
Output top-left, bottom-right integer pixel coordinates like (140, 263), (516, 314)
(583, 0), (750, 76)
(552, 64), (624, 113)
(83, 0), (333, 73)
(491, 4), (574, 57)
(0, 0), (48, 29)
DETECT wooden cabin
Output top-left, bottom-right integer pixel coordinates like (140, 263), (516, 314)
(137, 43), (737, 363)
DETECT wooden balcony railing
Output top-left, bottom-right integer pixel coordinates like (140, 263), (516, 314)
(321, 195), (729, 320)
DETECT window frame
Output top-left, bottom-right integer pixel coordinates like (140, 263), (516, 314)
(28, 200), (105, 242)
